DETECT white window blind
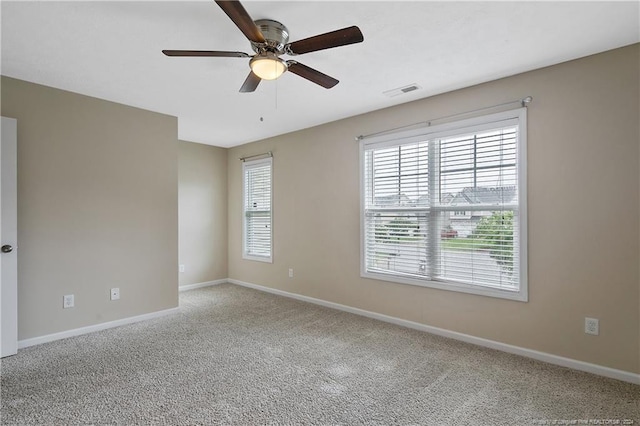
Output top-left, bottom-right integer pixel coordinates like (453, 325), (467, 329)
(243, 157), (272, 262)
(361, 109), (527, 301)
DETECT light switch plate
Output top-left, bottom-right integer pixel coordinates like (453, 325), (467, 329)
(110, 288), (120, 301)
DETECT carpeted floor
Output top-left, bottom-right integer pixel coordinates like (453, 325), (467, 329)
(1, 284), (638, 425)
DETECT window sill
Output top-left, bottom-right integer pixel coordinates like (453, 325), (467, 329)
(243, 254), (273, 264)
(361, 270), (528, 302)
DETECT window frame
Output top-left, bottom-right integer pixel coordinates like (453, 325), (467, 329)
(359, 108), (528, 301)
(242, 156), (273, 263)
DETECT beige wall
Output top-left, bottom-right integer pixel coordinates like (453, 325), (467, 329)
(228, 44), (640, 374)
(1, 77), (179, 340)
(2, 44), (636, 374)
(178, 140), (227, 286)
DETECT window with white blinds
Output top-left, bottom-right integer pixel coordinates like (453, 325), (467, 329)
(243, 157), (272, 262)
(360, 108), (527, 301)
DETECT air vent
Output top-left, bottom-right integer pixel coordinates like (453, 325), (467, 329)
(383, 84), (422, 98)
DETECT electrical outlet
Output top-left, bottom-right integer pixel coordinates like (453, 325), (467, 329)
(288, 268), (294, 278)
(179, 264), (185, 273)
(63, 294), (74, 309)
(585, 317), (599, 335)
(110, 288), (120, 301)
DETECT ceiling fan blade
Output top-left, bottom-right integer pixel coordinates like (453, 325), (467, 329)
(285, 26), (363, 55)
(240, 71), (261, 93)
(286, 61), (338, 89)
(215, 0), (265, 44)
(162, 50), (250, 58)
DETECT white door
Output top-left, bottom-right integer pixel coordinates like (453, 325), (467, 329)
(1, 116), (18, 357)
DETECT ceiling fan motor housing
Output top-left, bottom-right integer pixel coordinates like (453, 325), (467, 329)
(251, 19), (289, 53)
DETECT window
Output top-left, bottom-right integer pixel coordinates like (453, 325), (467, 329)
(243, 157), (272, 262)
(360, 109), (527, 301)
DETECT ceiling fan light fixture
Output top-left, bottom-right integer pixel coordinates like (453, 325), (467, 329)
(250, 52), (287, 80)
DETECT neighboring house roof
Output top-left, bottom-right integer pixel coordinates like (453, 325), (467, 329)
(374, 194), (412, 207)
(440, 193), (455, 205)
(449, 186), (516, 206)
(375, 186), (516, 207)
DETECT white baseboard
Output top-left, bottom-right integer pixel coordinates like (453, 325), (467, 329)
(18, 307), (180, 350)
(179, 279), (227, 292)
(228, 278), (640, 385)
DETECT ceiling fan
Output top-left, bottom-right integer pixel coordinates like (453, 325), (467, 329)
(162, 0), (364, 93)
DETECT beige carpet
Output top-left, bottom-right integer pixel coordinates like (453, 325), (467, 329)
(1, 284), (638, 425)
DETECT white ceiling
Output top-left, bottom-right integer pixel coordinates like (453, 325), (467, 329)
(2, 1), (638, 148)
